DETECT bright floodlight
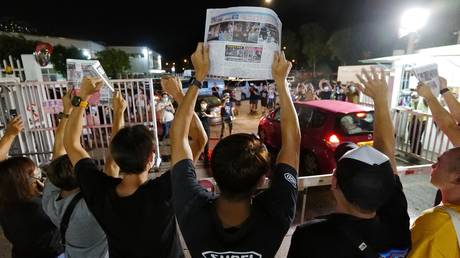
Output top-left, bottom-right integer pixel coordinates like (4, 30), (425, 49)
(142, 48), (148, 58)
(265, 0), (272, 3)
(399, 8), (430, 38)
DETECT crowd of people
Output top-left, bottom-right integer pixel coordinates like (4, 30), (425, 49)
(292, 79), (360, 103)
(0, 42), (459, 258)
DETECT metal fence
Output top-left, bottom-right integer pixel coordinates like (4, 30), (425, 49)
(392, 107), (453, 163)
(0, 79), (161, 167)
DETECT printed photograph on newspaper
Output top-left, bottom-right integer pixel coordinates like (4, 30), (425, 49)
(204, 7), (282, 79)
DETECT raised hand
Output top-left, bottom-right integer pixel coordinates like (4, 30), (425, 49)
(62, 90), (73, 114)
(272, 51), (292, 84)
(356, 67), (388, 104)
(79, 76), (103, 99)
(191, 43), (210, 81)
(112, 91), (127, 114)
(5, 116), (24, 136)
(161, 76), (183, 99)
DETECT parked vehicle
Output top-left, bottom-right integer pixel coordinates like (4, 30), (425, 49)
(258, 100), (374, 176)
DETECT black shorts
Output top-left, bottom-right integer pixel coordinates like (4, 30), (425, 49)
(250, 99), (258, 105)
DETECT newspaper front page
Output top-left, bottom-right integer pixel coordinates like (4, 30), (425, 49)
(204, 7), (282, 80)
(66, 59), (113, 104)
(412, 63), (441, 96)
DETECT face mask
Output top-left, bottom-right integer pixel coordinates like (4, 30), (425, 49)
(162, 97), (168, 102)
(324, 86), (330, 91)
(201, 104), (207, 109)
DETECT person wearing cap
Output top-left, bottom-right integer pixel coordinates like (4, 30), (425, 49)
(288, 68), (411, 258)
(220, 92), (234, 139)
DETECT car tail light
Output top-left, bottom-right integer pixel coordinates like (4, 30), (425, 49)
(326, 133), (340, 148)
(356, 112), (366, 118)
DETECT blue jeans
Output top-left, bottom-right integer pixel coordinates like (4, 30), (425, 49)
(161, 121), (172, 141)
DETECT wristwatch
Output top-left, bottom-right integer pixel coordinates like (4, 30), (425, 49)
(440, 88), (450, 95)
(189, 77), (203, 89)
(71, 96), (89, 108)
(57, 112), (70, 119)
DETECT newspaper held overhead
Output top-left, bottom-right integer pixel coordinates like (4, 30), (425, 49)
(204, 7), (282, 80)
(412, 63), (441, 96)
(66, 59), (114, 104)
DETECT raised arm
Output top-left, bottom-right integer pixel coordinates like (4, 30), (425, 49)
(170, 43), (209, 166)
(104, 91), (126, 177)
(438, 77), (460, 122)
(64, 77), (103, 166)
(273, 51), (301, 171)
(0, 117), (23, 161)
(161, 76), (207, 164)
(356, 67), (397, 173)
(417, 81), (460, 147)
(52, 91), (73, 160)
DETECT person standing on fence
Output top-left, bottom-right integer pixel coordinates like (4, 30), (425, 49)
(408, 91), (429, 155)
(170, 45), (300, 257)
(0, 117), (64, 258)
(156, 92), (175, 145)
(63, 77), (184, 258)
(288, 67), (411, 258)
(42, 91), (108, 258)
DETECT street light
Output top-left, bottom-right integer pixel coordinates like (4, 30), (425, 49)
(265, 0), (272, 4)
(283, 46), (286, 50)
(291, 59), (296, 63)
(183, 59), (187, 63)
(399, 8), (430, 54)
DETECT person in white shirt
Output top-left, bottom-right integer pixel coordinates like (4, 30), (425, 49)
(156, 93), (175, 144)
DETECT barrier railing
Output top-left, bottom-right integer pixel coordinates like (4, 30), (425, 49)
(0, 79), (161, 167)
(392, 107), (453, 163)
(196, 163), (433, 224)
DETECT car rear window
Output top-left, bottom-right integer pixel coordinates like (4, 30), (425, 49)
(339, 112), (374, 135)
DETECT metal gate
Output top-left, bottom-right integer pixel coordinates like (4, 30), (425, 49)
(0, 79), (161, 168)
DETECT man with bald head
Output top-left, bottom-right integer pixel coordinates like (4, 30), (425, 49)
(409, 147), (460, 257)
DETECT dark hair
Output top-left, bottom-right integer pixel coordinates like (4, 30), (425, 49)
(0, 157), (37, 208)
(44, 155), (78, 191)
(110, 125), (155, 174)
(211, 133), (270, 200)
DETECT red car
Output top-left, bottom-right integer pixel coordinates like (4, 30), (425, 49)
(258, 100), (374, 176)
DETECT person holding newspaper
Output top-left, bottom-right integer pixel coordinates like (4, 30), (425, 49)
(288, 68), (411, 258)
(170, 43), (300, 257)
(63, 78), (183, 258)
(42, 91), (109, 258)
(407, 79), (460, 258)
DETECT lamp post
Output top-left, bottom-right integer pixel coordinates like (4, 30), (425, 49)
(399, 8), (430, 54)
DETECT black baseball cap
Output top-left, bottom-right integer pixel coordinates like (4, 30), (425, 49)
(336, 146), (395, 212)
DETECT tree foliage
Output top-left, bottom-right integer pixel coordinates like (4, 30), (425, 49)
(96, 48), (130, 78)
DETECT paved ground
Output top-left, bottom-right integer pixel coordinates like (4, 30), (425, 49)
(0, 101), (437, 258)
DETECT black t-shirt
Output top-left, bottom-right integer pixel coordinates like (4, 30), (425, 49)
(318, 91), (332, 100)
(249, 88), (259, 100)
(288, 175), (410, 258)
(197, 110), (210, 130)
(0, 198), (63, 258)
(75, 158), (183, 258)
(260, 90), (268, 101)
(171, 159), (298, 257)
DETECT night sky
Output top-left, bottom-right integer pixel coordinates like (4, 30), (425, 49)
(2, 0), (457, 64)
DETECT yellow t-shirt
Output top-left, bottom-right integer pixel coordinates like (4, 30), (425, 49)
(409, 204), (460, 258)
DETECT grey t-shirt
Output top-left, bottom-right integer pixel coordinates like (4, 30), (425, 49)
(42, 180), (108, 258)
